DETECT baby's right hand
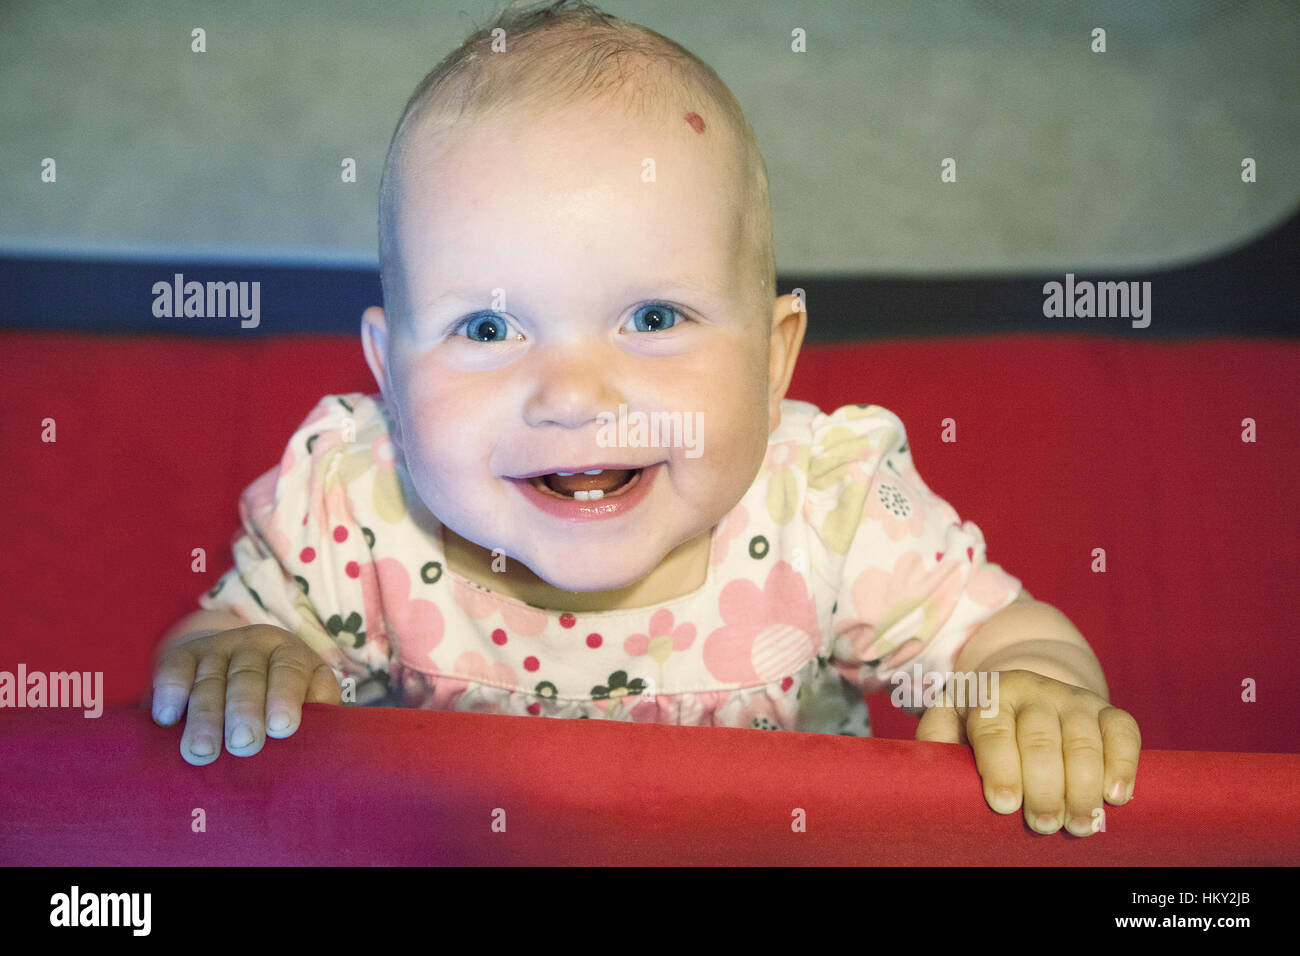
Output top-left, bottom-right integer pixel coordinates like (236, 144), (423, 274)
(151, 625), (342, 766)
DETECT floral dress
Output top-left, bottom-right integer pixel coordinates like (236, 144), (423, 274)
(198, 394), (1022, 735)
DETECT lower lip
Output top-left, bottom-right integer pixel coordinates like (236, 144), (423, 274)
(510, 465), (659, 522)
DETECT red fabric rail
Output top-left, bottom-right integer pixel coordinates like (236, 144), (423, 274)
(2, 706), (1296, 866)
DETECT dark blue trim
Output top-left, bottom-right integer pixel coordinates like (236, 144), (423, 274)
(1, 207), (1296, 340)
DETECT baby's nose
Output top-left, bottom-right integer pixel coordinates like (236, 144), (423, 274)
(521, 347), (626, 430)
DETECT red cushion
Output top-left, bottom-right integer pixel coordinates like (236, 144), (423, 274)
(2, 706), (1296, 865)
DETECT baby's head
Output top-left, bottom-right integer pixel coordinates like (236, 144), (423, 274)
(363, 0), (805, 597)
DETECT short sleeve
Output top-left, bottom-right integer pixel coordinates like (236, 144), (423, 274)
(806, 405), (1023, 714)
(197, 393), (396, 704)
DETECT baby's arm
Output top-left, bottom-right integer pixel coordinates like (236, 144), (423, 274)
(150, 609), (342, 766)
(918, 596), (1141, 836)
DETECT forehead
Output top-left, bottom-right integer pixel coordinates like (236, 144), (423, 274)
(394, 100), (748, 289)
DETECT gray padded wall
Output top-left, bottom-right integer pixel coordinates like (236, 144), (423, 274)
(2, 0), (1296, 272)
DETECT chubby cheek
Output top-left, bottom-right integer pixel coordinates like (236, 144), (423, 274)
(680, 347), (770, 496)
(390, 363), (494, 502)
(710, 397), (770, 499)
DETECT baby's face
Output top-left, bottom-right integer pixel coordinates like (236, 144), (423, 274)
(368, 100), (784, 593)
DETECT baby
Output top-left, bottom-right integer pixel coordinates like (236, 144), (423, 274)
(151, 0), (1140, 837)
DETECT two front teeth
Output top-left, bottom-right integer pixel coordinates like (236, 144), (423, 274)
(531, 467), (641, 501)
(557, 469), (610, 501)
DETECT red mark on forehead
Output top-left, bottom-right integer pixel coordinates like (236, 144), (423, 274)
(683, 111), (706, 134)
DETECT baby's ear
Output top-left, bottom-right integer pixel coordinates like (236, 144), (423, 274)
(767, 294), (807, 430)
(360, 306), (393, 398)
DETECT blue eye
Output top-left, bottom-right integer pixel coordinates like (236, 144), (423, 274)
(628, 303), (679, 332)
(460, 313), (510, 342)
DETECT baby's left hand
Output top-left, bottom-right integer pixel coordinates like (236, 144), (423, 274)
(915, 669), (1141, 836)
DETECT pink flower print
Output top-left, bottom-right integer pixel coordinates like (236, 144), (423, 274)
(501, 601), (547, 637)
(709, 503), (749, 567)
(672, 689), (734, 727)
(627, 687), (743, 727)
(453, 577), (496, 620)
(702, 561), (819, 684)
(278, 441), (297, 476)
(627, 693), (666, 724)
(766, 439), (803, 471)
(429, 675), (473, 712)
(240, 468), (293, 561)
(239, 466), (276, 516)
(843, 549), (964, 667)
(764, 440), (807, 524)
(358, 557), (444, 675)
(451, 577), (548, 636)
(962, 555), (1021, 610)
(625, 608), (697, 690)
(306, 422), (349, 462)
(625, 608), (696, 661)
(415, 639), (516, 715)
(866, 473), (928, 542)
(450, 649), (519, 691)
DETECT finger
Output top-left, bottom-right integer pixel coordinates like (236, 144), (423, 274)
(152, 644), (198, 726)
(915, 704), (965, 745)
(1060, 708), (1106, 837)
(964, 703), (1022, 815)
(306, 661), (344, 706)
(263, 645), (333, 738)
(1100, 706), (1142, 804)
(224, 644), (270, 756)
(1016, 702), (1065, 833)
(180, 651), (230, 766)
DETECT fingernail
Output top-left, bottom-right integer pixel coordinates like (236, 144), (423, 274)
(191, 735), (215, 756)
(230, 724), (254, 748)
(1035, 814), (1060, 833)
(993, 789), (1018, 814)
(268, 711), (291, 733)
(155, 705), (177, 724)
(1068, 816), (1094, 836)
(1110, 781), (1125, 801)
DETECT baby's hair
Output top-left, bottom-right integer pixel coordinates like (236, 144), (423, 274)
(377, 0), (776, 333)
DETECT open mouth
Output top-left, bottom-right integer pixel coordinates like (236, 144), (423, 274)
(525, 468), (641, 501)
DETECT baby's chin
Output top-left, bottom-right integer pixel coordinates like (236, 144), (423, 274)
(518, 547), (664, 595)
